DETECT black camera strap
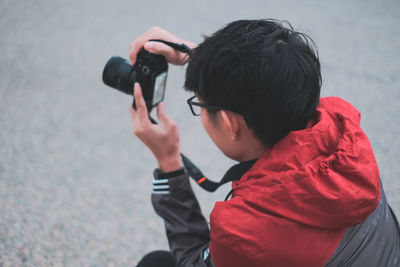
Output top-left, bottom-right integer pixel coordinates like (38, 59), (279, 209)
(181, 153), (257, 193)
(148, 39), (192, 57)
(148, 118), (257, 193)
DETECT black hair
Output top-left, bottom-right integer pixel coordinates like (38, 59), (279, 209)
(184, 19), (321, 148)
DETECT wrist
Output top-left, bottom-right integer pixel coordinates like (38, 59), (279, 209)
(158, 156), (182, 172)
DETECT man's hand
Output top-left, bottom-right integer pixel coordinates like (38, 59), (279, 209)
(129, 26), (196, 66)
(130, 83), (182, 172)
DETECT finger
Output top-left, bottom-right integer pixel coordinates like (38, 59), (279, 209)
(129, 47), (136, 65)
(130, 103), (137, 118)
(129, 44), (140, 65)
(130, 101), (143, 126)
(129, 37), (147, 65)
(133, 83), (149, 122)
(130, 105), (138, 125)
(144, 41), (183, 65)
(130, 105), (147, 138)
(144, 41), (174, 55)
(157, 102), (173, 125)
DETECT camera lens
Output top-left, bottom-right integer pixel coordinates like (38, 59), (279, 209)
(102, 56), (135, 95)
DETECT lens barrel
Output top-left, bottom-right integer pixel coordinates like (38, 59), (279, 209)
(102, 56), (136, 95)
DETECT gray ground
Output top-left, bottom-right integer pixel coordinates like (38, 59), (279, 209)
(1, 0), (399, 266)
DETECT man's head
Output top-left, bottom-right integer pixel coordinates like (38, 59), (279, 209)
(185, 19), (321, 150)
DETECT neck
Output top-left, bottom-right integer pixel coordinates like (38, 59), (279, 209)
(235, 137), (268, 162)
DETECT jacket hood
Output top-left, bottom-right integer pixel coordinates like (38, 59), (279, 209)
(233, 97), (381, 229)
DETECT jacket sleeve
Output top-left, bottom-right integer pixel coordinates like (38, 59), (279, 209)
(151, 170), (217, 267)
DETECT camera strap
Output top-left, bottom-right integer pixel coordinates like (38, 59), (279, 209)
(180, 153), (257, 193)
(148, 39), (192, 57)
(149, 117), (256, 193)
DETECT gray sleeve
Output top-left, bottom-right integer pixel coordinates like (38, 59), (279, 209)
(151, 171), (217, 267)
(324, 187), (400, 267)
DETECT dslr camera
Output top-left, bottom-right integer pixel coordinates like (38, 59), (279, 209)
(102, 48), (168, 111)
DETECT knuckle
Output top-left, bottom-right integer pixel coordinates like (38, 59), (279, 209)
(135, 101), (143, 110)
(129, 40), (138, 49)
(133, 127), (143, 136)
(140, 100), (147, 109)
(150, 25), (160, 32)
(169, 122), (178, 131)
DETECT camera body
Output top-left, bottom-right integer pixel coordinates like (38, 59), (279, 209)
(102, 48), (168, 111)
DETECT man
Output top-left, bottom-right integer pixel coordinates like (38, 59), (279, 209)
(129, 20), (400, 267)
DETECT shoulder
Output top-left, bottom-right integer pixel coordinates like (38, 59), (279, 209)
(209, 196), (271, 267)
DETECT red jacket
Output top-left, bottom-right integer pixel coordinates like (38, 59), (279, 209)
(210, 97), (381, 267)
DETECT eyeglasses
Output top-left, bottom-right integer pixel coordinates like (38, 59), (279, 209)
(186, 95), (223, 116)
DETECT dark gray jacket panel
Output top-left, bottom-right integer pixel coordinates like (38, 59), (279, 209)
(325, 187), (400, 267)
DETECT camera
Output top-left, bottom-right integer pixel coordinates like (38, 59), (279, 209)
(102, 48), (168, 111)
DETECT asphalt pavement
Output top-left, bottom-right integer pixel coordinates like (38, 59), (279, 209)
(1, 0), (399, 265)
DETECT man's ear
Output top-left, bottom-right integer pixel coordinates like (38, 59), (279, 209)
(220, 110), (241, 140)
